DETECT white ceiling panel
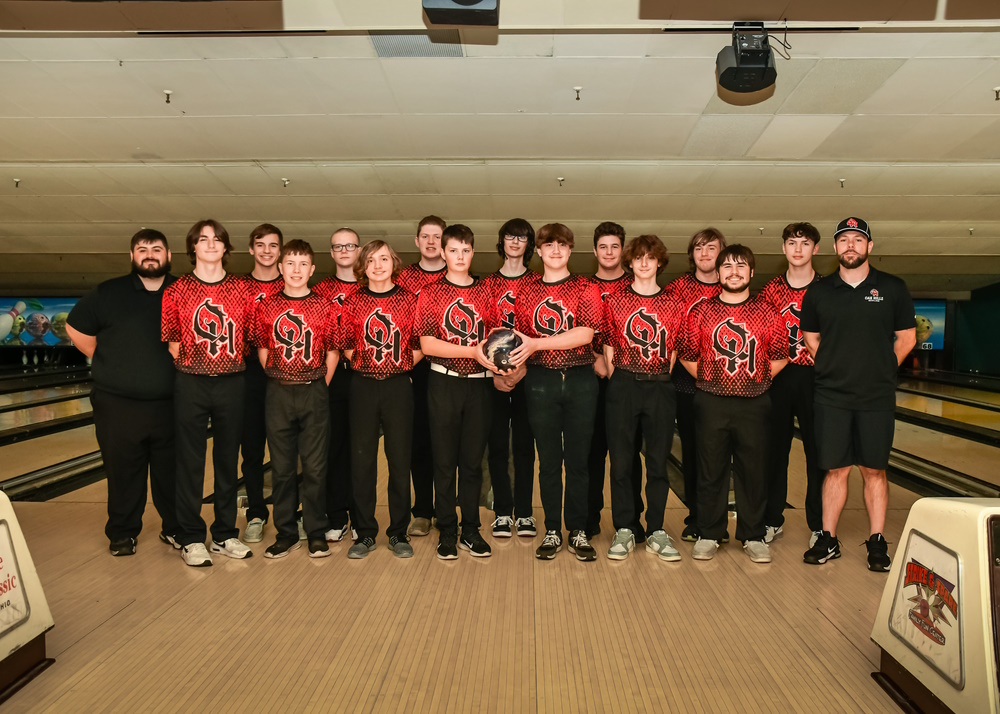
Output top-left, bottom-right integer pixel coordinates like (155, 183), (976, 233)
(748, 115), (848, 159)
(856, 58), (994, 114)
(551, 33), (648, 59)
(680, 115), (773, 157)
(946, 117), (1000, 159)
(428, 163), (490, 194)
(460, 31), (555, 59)
(809, 115), (923, 159)
(624, 57), (720, 114)
(778, 58), (907, 114)
(316, 164), (386, 194)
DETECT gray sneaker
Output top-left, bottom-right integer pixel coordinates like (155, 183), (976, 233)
(348, 537), (377, 559)
(407, 517), (432, 537)
(607, 528), (635, 560)
(244, 518), (265, 543)
(388, 535), (414, 558)
(764, 525), (783, 544)
(645, 530), (681, 562)
(743, 539), (772, 563)
(809, 530), (823, 548)
(691, 538), (719, 561)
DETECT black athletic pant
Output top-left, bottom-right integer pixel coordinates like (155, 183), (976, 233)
(606, 372), (676, 534)
(587, 375), (645, 536)
(765, 364), (823, 531)
(240, 356), (269, 523)
(488, 380), (535, 520)
(91, 389), (178, 542)
(524, 365), (598, 534)
(675, 386), (699, 528)
(428, 370), (492, 533)
(350, 373), (412, 541)
(409, 360), (435, 520)
(325, 363), (354, 529)
(174, 372), (245, 546)
(693, 390), (770, 543)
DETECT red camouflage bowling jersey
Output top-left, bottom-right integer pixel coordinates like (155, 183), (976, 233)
(678, 294), (786, 398)
(161, 273), (251, 375)
(667, 273), (722, 394)
(252, 292), (339, 382)
(513, 274), (602, 369)
(396, 264), (445, 295)
(416, 277), (498, 375)
(757, 273), (820, 367)
(341, 286), (420, 378)
(236, 274), (284, 356)
(591, 273), (631, 352)
(480, 269), (540, 330)
(602, 286), (684, 374)
(313, 276), (360, 312)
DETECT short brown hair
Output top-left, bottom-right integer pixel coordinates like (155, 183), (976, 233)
(536, 223), (574, 250)
(716, 244), (755, 273)
(622, 235), (669, 275)
(185, 219), (231, 265)
(278, 239), (314, 263)
(442, 224), (474, 250)
(417, 215), (446, 235)
(593, 221), (625, 249)
(354, 240), (403, 287)
(249, 223), (283, 249)
(687, 227), (726, 271)
(781, 222), (820, 245)
(130, 228), (168, 252)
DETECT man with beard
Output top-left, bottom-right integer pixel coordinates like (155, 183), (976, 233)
(801, 217), (915, 571)
(67, 229), (179, 556)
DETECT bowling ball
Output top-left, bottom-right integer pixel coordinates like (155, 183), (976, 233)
(914, 315), (933, 343)
(481, 329), (522, 372)
(9, 314), (25, 338)
(24, 312), (50, 340)
(50, 312), (70, 342)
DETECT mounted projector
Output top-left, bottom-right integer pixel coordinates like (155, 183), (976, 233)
(716, 21), (777, 105)
(423, 0), (499, 26)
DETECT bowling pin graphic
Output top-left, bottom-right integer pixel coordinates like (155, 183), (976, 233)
(0, 301), (26, 341)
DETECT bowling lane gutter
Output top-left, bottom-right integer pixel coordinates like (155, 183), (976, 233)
(0, 369), (92, 395)
(896, 386), (1000, 415)
(894, 406), (1000, 448)
(0, 386), (92, 415)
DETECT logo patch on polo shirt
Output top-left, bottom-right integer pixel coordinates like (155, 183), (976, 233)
(865, 288), (884, 303)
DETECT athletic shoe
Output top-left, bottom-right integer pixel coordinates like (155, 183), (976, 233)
(535, 530), (562, 559)
(568, 530), (597, 562)
(803, 531), (841, 565)
(491, 515), (514, 538)
(308, 538), (331, 558)
(743, 540), (772, 563)
(324, 523), (352, 543)
(764, 525), (783, 544)
(681, 524), (699, 542)
(244, 518), (265, 543)
(460, 530), (492, 557)
(691, 538), (719, 561)
(109, 537), (136, 557)
(181, 543), (213, 567)
(158, 532), (181, 550)
(264, 538), (300, 559)
(645, 530), (681, 562)
(388, 534), (414, 558)
(211, 538), (253, 559)
(297, 517), (307, 541)
(407, 517), (432, 537)
(607, 528), (635, 560)
(437, 531), (459, 560)
(348, 537), (377, 559)
(720, 533), (730, 544)
(866, 533), (891, 572)
(515, 517), (536, 537)
(809, 530), (823, 548)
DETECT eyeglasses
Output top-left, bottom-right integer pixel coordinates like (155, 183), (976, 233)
(331, 244), (359, 253)
(504, 235), (529, 243)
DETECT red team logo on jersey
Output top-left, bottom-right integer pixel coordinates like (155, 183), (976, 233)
(193, 299), (236, 358)
(443, 298), (485, 346)
(624, 308), (668, 361)
(780, 304), (805, 361)
(364, 308), (401, 364)
(533, 298), (574, 335)
(712, 318), (757, 376)
(273, 310), (313, 362)
(498, 290), (516, 329)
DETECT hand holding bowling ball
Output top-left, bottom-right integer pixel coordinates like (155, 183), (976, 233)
(482, 329), (523, 372)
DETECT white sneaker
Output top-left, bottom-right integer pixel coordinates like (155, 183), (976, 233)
(809, 530), (823, 548)
(764, 525), (783, 544)
(181, 542), (213, 567)
(743, 540), (772, 563)
(645, 530), (681, 562)
(211, 538), (253, 559)
(297, 518), (307, 541)
(691, 538), (719, 561)
(325, 523), (352, 543)
(607, 528), (635, 560)
(244, 518), (265, 543)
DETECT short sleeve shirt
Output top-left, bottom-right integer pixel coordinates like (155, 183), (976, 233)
(758, 273), (821, 367)
(591, 274), (631, 351)
(602, 286), (684, 374)
(667, 273), (722, 394)
(513, 274), (602, 369)
(396, 264), (446, 295)
(341, 286), (420, 378)
(252, 292), (339, 382)
(415, 277), (498, 375)
(480, 270), (540, 329)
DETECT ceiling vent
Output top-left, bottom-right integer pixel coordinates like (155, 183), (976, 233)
(369, 31), (464, 58)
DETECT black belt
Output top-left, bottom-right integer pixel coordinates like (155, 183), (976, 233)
(617, 369), (671, 382)
(275, 379), (317, 386)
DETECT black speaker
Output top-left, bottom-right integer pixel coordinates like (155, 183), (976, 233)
(716, 22), (776, 94)
(423, 0), (499, 26)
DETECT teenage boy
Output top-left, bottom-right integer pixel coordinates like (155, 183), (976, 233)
(238, 223), (284, 544)
(679, 245), (787, 564)
(397, 215), (447, 537)
(417, 224), (501, 559)
(66, 228), (178, 557)
(758, 223), (823, 548)
(481, 218), (538, 538)
(314, 227), (362, 542)
(668, 228), (726, 542)
(801, 217), (915, 571)
(602, 235), (685, 561)
(253, 240), (339, 559)
(341, 241), (423, 559)
(162, 219), (253, 567)
(507, 223), (602, 562)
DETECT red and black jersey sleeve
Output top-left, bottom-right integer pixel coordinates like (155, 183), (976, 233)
(161, 274), (250, 375)
(313, 276), (360, 310)
(591, 274), (631, 350)
(758, 274), (820, 367)
(603, 287), (683, 374)
(513, 274), (601, 369)
(416, 277), (497, 374)
(341, 286), (420, 378)
(255, 293), (338, 382)
(396, 264), (446, 295)
(481, 270), (540, 330)
(668, 272), (723, 394)
(236, 274), (284, 356)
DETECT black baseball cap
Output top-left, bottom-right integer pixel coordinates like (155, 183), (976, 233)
(834, 217), (871, 240)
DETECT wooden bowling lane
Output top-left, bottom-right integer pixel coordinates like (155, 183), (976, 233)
(0, 425), (98, 483)
(0, 397), (92, 445)
(0, 384), (91, 413)
(890, 421), (999, 488)
(895, 391), (1000, 432)
(898, 378), (1000, 410)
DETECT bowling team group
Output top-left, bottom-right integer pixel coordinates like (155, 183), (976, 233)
(65, 213), (916, 572)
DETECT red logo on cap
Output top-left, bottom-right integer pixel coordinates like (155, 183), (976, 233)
(847, 218), (859, 228)
(871, 289), (879, 298)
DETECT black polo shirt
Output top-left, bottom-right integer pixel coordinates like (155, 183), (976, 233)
(68, 272), (177, 400)
(800, 266), (914, 411)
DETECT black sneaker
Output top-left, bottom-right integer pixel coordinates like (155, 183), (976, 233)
(568, 530), (597, 562)
(492, 516), (513, 538)
(681, 524), (699, 542)
(437, 531), (458, 560)
(109, 537), (136, 556)
(308, 537), (331, 558)
(459, 530), (492, 558)
(803, 531), (841, 565)
(515, 516), (536, 537)
(535, 530), (562, 559)
(265, 537), (300, 559)
(865, 533), (891, 572)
